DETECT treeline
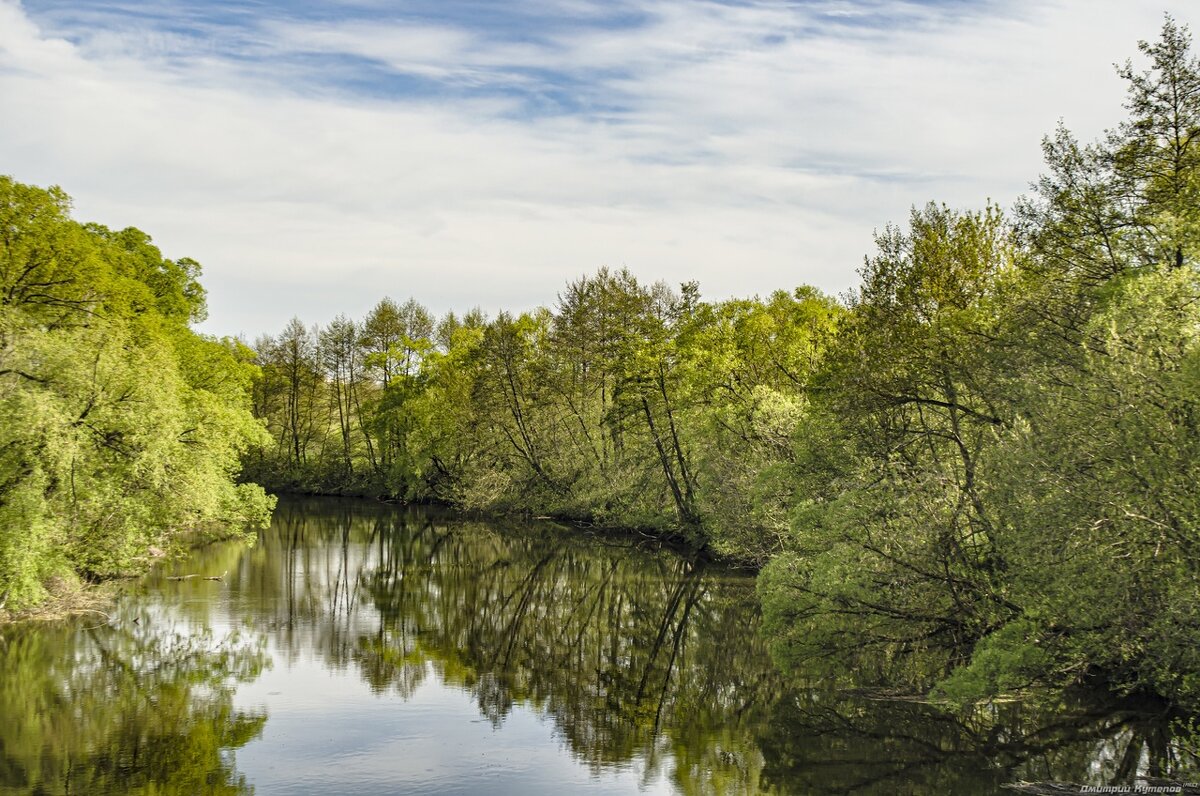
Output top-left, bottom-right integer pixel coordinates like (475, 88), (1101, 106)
(250, 20), (1200, 708)
(246, 276), (836, 559)
(0, 178), (274, 613)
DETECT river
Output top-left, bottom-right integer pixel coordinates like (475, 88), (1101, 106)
(1, 497), (1195, 795)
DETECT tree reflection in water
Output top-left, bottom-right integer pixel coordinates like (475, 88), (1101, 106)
(235, 498), (778, 793)
(0, 609), (267, 795)
(6, 497), (1195, 795)
(219, 498), (1200, 795)
(755, 688), (1200, 794)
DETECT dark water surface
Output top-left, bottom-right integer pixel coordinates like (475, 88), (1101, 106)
(2, 497), (1197, 795)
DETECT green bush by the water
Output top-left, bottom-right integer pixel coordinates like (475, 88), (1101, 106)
(0, 177), (274, 612)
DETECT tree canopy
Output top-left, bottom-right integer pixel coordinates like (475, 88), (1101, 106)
(0, 176), (274, 613)
(242, 17), (1200, 710)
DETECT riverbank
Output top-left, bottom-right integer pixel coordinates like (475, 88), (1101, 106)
(263, 486), (761, 570)
(0, 515), (270, 626)
(0, 573), (117, 625)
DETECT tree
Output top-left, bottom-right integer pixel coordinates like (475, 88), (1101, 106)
(760, 203), (1018, 686)
(1018, 17), (1200, 290)
(471, 310), (561, 501)
(319, 315), (361, 481)
(263, 318), (322, 469)
(942, 266), (1200, 705)
(0, 177), (273, 612)
(0, 177), (104, 326)
(688, 288), (842, 562)
(1115, 16), (1200, 271)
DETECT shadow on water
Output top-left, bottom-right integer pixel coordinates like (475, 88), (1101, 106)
(3, 495), (1198, 794)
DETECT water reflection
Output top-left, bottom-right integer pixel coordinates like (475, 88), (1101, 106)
(215, 498), (780, 793)
(3, 497), (1198, 795)
(755, 689), (1200, 794)
(218, 498), (1200, 794)
(0, 610), (266, 795)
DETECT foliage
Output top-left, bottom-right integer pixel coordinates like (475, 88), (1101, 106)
(974, 267), (1200, 704)
(761, 17), (1200, 709)
(0, 176), (274, 612)
(244, 18), (1200, 710)
(247, 268), (839, 555)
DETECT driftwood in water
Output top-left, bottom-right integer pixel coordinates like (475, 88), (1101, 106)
(165, 570), (227, 582)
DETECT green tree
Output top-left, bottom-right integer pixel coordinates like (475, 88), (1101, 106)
(760, 203), (1018, 686)
(942, 267), (1200, 704)
(0, 177), (104, 326)
(688, 288), (842, 562)
(1018, 17), (1200, 290)
(0, 177), (273, 612)
(319, 315), (363, 482)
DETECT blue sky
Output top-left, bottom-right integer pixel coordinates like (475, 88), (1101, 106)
(0, 0), (1189, 336)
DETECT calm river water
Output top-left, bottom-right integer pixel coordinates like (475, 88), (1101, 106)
(2, 497), (1196, 795)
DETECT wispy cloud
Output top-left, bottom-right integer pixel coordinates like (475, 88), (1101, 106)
(0, 0), (1185, 336)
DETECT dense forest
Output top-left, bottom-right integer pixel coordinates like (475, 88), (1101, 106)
(247, 20), (1200, 709)
(3, 18), (1199, 714)
(0, 178), (275, 612)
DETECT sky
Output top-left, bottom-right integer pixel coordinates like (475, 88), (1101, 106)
(0, 0), (1191, 338)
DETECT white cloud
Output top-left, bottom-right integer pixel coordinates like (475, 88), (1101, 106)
(0, 0), (1188, 337)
